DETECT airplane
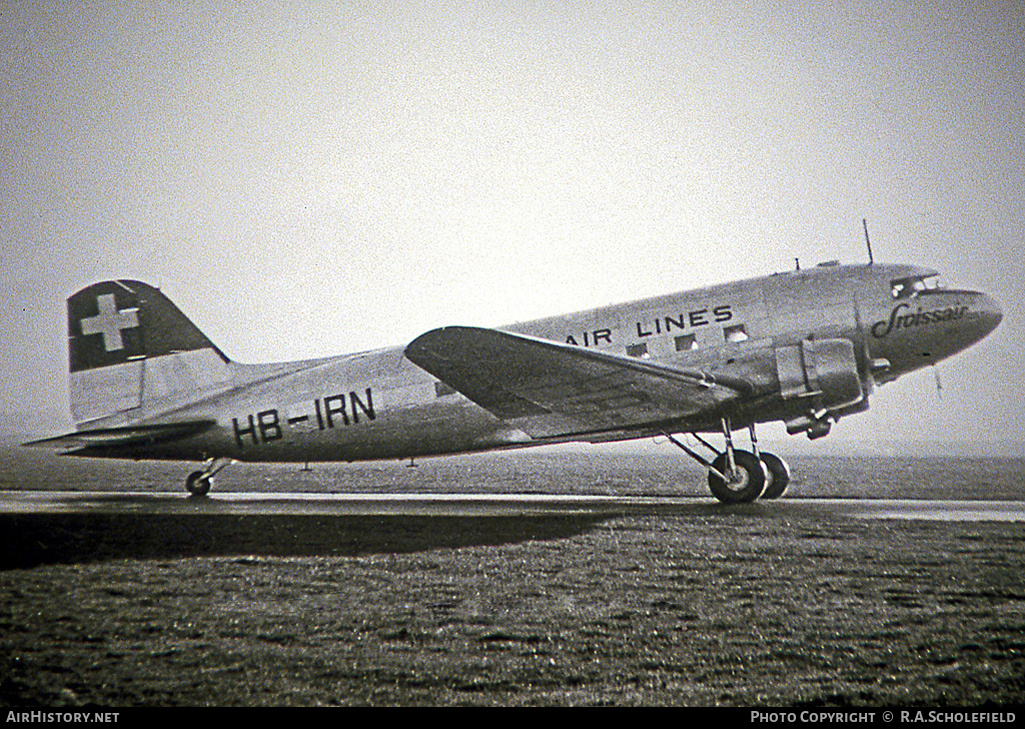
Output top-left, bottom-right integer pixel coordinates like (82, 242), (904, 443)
(26, 258), (1002, 503)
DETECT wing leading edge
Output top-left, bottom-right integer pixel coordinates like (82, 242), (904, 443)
(405, 326), (751, 439)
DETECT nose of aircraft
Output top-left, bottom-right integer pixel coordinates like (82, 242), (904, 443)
(975, 292), (1003, 338)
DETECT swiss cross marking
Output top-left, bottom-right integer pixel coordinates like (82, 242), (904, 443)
(80, 294), (139, 352)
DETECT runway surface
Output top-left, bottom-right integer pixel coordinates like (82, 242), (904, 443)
(2, 490), (1023, 521)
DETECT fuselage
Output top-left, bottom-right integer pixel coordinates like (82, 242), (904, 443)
(98, 262), (1002, 463)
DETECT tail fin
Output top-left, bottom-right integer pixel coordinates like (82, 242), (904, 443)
(68, 280), (232, 426)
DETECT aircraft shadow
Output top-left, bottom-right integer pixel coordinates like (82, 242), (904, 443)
(0, 512), (607, 570)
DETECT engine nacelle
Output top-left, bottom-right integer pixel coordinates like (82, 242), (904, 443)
(776, 338), (866, 438)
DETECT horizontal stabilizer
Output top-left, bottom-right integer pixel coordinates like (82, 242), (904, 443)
(23, 420), (215, 455)
(405, 326), (748, 438)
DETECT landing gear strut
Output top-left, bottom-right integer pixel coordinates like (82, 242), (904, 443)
(185, 457), (232, 497)
(662, 418), (789, 503)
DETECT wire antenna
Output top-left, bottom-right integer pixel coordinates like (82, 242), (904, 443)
(863, 218), (874, 265)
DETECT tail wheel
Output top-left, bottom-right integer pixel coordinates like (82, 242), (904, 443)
(760, 452), (791, 499)
(708, 450), (767, 504)
(186, 471), (212, 497)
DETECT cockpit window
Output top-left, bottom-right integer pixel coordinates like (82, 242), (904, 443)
(891, 275), (941, 299)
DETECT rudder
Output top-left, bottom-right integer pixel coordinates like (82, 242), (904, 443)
(68, 280), (231, 426)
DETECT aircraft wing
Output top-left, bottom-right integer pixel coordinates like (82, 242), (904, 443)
(23, 420), (216, 455)
(405, 326), (752, 438)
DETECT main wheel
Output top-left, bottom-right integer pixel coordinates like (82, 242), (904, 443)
(708, 450), (767, 504)
(185, 471), (212, 497)
(759, 452), (791, 499)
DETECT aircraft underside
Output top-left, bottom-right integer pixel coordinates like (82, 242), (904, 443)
(172, 413), (790, 503)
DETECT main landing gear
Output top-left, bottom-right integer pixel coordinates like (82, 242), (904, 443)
(185, 457), (233, 497)
(662, 418), (790, 504)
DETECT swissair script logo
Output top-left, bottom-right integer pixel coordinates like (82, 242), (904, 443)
(80, 294), (139, 352)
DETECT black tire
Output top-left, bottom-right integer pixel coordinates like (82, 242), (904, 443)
(708, 450), (767, 504)
(759, 452), (791, 499)
(186, 470), (212, 497)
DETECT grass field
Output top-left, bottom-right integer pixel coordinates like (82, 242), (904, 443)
(1, 449), (1023, 706)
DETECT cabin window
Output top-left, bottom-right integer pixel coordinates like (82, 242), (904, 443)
(435, 381), (456, 397)
(675, 333), (698, 351)
(626, 343), (649, 358)
(724, 324), (749, 343)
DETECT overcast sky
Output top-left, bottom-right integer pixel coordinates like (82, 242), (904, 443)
(2, 0), (1022, 448)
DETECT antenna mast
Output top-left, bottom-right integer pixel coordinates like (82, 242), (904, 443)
(862, 218), (874, 265)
